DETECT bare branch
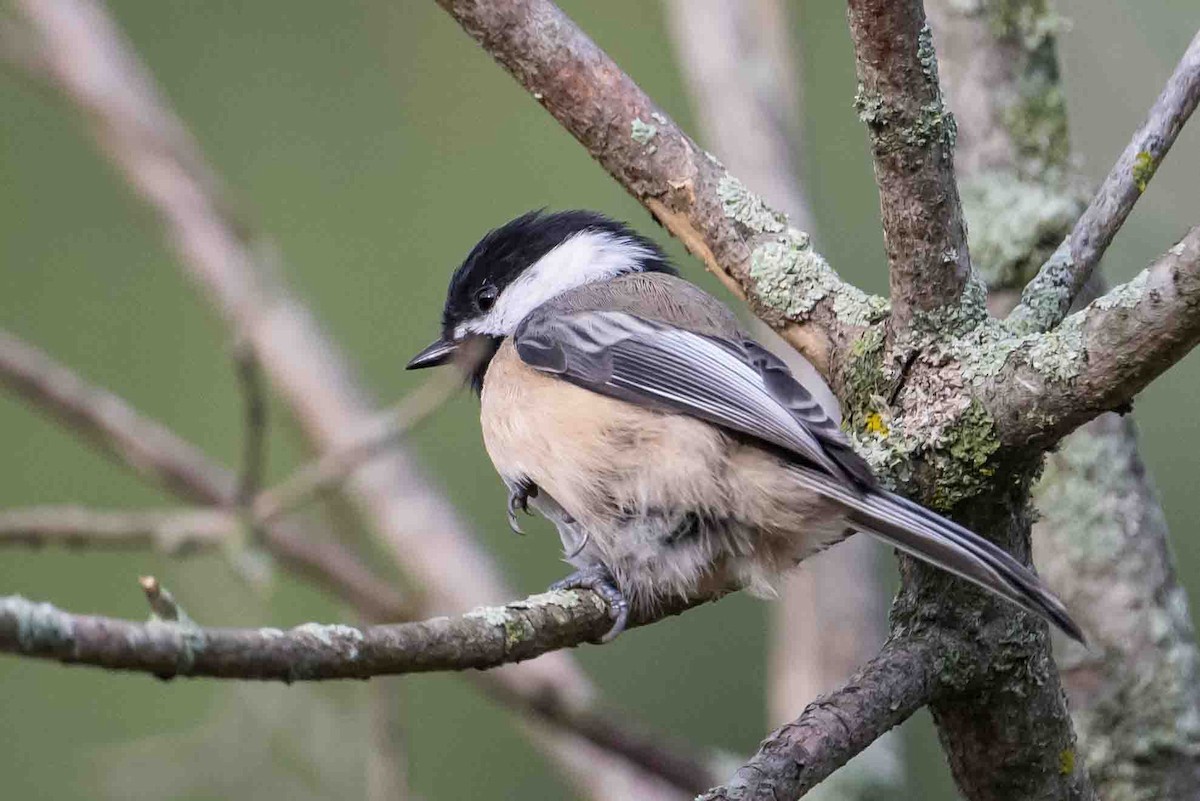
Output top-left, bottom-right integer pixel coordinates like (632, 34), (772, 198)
(434, 0), (885, 376)
(1010, 29), (1200, 332)
(253, 370), (459, 525)
(846, 0), (974, 327)
(0, 328), (410, 621)
(698, 639), (935, 801)
(0, 589), (705, 680)
(0, 506), (233, 554)
(989, 225), (1200, 450)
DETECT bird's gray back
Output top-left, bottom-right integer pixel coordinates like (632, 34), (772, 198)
(528, 272), (744, 339)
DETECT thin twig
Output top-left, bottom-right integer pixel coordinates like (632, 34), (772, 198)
(253, 370), (459, 525)
(0, 506), (234, 554)
(1010, 28), (1200, 332)
(0, 328), (411, 622)
(138, 575), (191, 623)
(233, 342), (268, 510)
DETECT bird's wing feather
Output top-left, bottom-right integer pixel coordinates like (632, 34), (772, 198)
(513, 309), (874, 485)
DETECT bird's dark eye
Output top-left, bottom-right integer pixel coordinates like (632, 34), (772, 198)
(474, 285), (499, 312)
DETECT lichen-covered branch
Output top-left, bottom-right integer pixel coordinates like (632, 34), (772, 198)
(1034, 413), (1200, 798)
(846, 0), (974, 328)
(434, 0), (886, 376)
(0, 506), (234, 554)
(1010, 28), (1200, 332)
(987, 225), (1200, 450)
(698, 638), (935, 801)
(926, 0), (1085, 302)
(0, 589), (702, 680)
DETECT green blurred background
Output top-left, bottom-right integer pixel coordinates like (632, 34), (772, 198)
(1, 1), (1197, 798)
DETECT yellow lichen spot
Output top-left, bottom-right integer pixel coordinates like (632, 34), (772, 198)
(1132, 150), (1156, 193)
(864, 412), (889, 436)
(1058, 747), (1075, 775)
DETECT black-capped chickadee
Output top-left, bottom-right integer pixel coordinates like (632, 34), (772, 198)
(408, 210), (1082, 643)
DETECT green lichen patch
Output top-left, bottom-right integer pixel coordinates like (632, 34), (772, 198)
(1, 596), (75, 651)
(917, 24), (938, 80)
(1094, 269), (1151, 311)
(291, 622), (364, 659)
(747, 230), (887, 327)
(717, 174), (786, 234)
(853, 85), (957, 153)
(466, 603), (538, 651)
(630, 117), (658, 145)
(960, 171), (1085, 290)
(1132, 150), (1157, 193)
(932, 399), (1001, 509)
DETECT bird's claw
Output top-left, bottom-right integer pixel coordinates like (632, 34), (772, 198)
(549, 565), (630, 643)
(506, 479), (537, 535)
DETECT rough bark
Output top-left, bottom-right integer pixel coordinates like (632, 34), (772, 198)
(846, 0), (974, 328)
(929, 5), (1200, 796)
(697, 639), (935, 801)
(987, 226), (1200, 451)
(916, 497), (1091, 799)
(1011, 28), (1200, 332)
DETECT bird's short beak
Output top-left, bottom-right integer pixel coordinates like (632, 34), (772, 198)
(406, 337), (459, 370)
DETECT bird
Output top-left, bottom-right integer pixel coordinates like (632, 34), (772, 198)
(407, 209), (1083, 644)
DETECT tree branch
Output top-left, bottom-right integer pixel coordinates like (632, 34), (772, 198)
(434, 0), (886, 377)
(0, 328), (411, 622)
(846, 0), (974, 328)
(988, 225), (1200, 450)
(0, 506), (233, 554)
(698, 638), (935, 801)
(1010, 28), (1200, 332)
(0, 589), (704, 680)
(252, 370), (459, 525)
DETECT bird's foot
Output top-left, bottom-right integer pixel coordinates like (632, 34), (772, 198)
(506, 479), (538, 535)
(549, 565), (629, 643)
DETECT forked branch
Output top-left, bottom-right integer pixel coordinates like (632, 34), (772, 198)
(1011, 29), (1200, 332)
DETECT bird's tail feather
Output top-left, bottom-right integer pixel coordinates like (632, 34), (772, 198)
(791, 467), (1084, 642)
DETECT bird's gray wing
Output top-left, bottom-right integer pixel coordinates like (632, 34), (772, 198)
(513, 309), (875, 486)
